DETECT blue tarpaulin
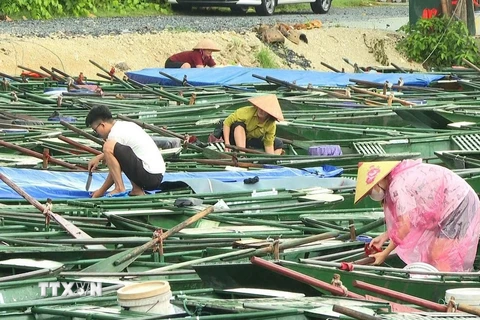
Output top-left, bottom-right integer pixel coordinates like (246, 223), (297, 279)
(0, 165), (343, 200)
(126, 66), (445, 88)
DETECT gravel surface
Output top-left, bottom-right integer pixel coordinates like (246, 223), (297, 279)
(0, 5), (408, 37)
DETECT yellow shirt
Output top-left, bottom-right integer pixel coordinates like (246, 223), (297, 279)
(224, 106), (276, 147)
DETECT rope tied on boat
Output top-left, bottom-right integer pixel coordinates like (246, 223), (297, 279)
(446, 296), (457, 313)
(331, 273), (349, 296)
(10, 91), (18, 102)
(42, 198), (53, 230)
(152, 229), (164, 256)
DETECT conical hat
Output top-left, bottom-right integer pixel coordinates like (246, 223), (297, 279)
(248, 94), (284, 121)
(354, 161), (400, 204)
(193, 39), (221, 52)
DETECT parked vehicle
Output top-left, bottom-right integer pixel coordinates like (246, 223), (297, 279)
(168, 0), (332, 16)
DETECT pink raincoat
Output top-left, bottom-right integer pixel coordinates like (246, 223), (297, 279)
(384, 159), (480, 271)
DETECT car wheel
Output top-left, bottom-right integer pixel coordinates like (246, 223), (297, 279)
(231, 6), (249, 14)
(310, 0), (331, 14)
(255, 0), (276, 16)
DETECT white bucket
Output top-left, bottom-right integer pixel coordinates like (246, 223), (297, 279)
(117, 281), (174, 314)
(445, 288), (480, 306)
(403, 262), (440, 279)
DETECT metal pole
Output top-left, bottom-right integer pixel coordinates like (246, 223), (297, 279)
(352, 280), (447, 311)
(251, 257), (364, 299)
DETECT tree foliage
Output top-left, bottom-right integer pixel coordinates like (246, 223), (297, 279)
(397, 17), (480, 69)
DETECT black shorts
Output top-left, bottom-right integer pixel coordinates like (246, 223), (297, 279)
(439, 190), (478, 239)
(165, 58), (184, 69)
(113, 143), (163, 191)
(229, 121), (283, 150)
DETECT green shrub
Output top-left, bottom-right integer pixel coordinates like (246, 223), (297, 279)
(397, 17), (480, 69)
(0, 0), (167, 19)
(1, 0), (63, 19)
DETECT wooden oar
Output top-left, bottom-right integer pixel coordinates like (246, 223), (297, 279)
(0, 71), (23, 82)
(350, 78), (443, 92)
(258, 74), (385, 106)
(349, 86), (416, 106)
(223, 231), (340, 261)
(60, 121), (104, 146)
(117, 114), (230, 159)
(51, 67), (72, 78)
(0, 173), (105, 250)
(126, 77), (190, 104)
(390, 62), (407, 73)
(0, 139), (85, 170)
(81, 206), (214, 272)
(17, 64), (50, 78)
(89, 59), (134, 89)
(39, 66), (66, 82)
(332, 305), (382, 320)
(251, 256), (364, 299)
(462, 58), (480, 73)
(114, 205), (214, 266)
(159, 71), (193, 87)
(321, 61), (342, 73)
(57, 135), (101, 155)
(225, 144), (267, 154)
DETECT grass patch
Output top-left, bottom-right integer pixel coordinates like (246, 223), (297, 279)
(255, 47), (280, 69)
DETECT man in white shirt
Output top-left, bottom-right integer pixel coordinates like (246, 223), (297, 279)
(85, 106), (166, 198)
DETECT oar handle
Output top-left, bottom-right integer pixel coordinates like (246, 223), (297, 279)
(113, 206), (214, 266)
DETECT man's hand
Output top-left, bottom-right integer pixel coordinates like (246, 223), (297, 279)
(88, 154), (103, 171)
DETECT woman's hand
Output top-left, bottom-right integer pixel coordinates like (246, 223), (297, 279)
(369, 232), (389, 250)
(369, 240), (397, 265)
(370, 251), (389, 265)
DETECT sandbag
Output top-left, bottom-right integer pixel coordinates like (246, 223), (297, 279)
(261, 27), (285, 44)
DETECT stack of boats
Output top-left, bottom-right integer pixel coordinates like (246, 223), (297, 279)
(0, 62), (480, 319)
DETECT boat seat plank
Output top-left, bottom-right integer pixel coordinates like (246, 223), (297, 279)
(452, 134), (480, 151)
(353, 142), (386, 155)
(179, 225), (292, 235)
(105, 209), (175, 216)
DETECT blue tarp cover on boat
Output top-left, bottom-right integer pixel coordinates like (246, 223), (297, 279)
(0, 165), (343, 199)
(126, 66), (444, 87)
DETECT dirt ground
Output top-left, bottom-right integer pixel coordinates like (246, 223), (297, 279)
(0, 26), (423, 78)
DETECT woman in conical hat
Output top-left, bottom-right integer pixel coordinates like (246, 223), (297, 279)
(165, 39), (220, 69)
(355, 159), (480, 272)
(221, 94), (284, 155)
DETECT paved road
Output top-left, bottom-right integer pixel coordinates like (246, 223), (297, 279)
(0, 5), (409, 37)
